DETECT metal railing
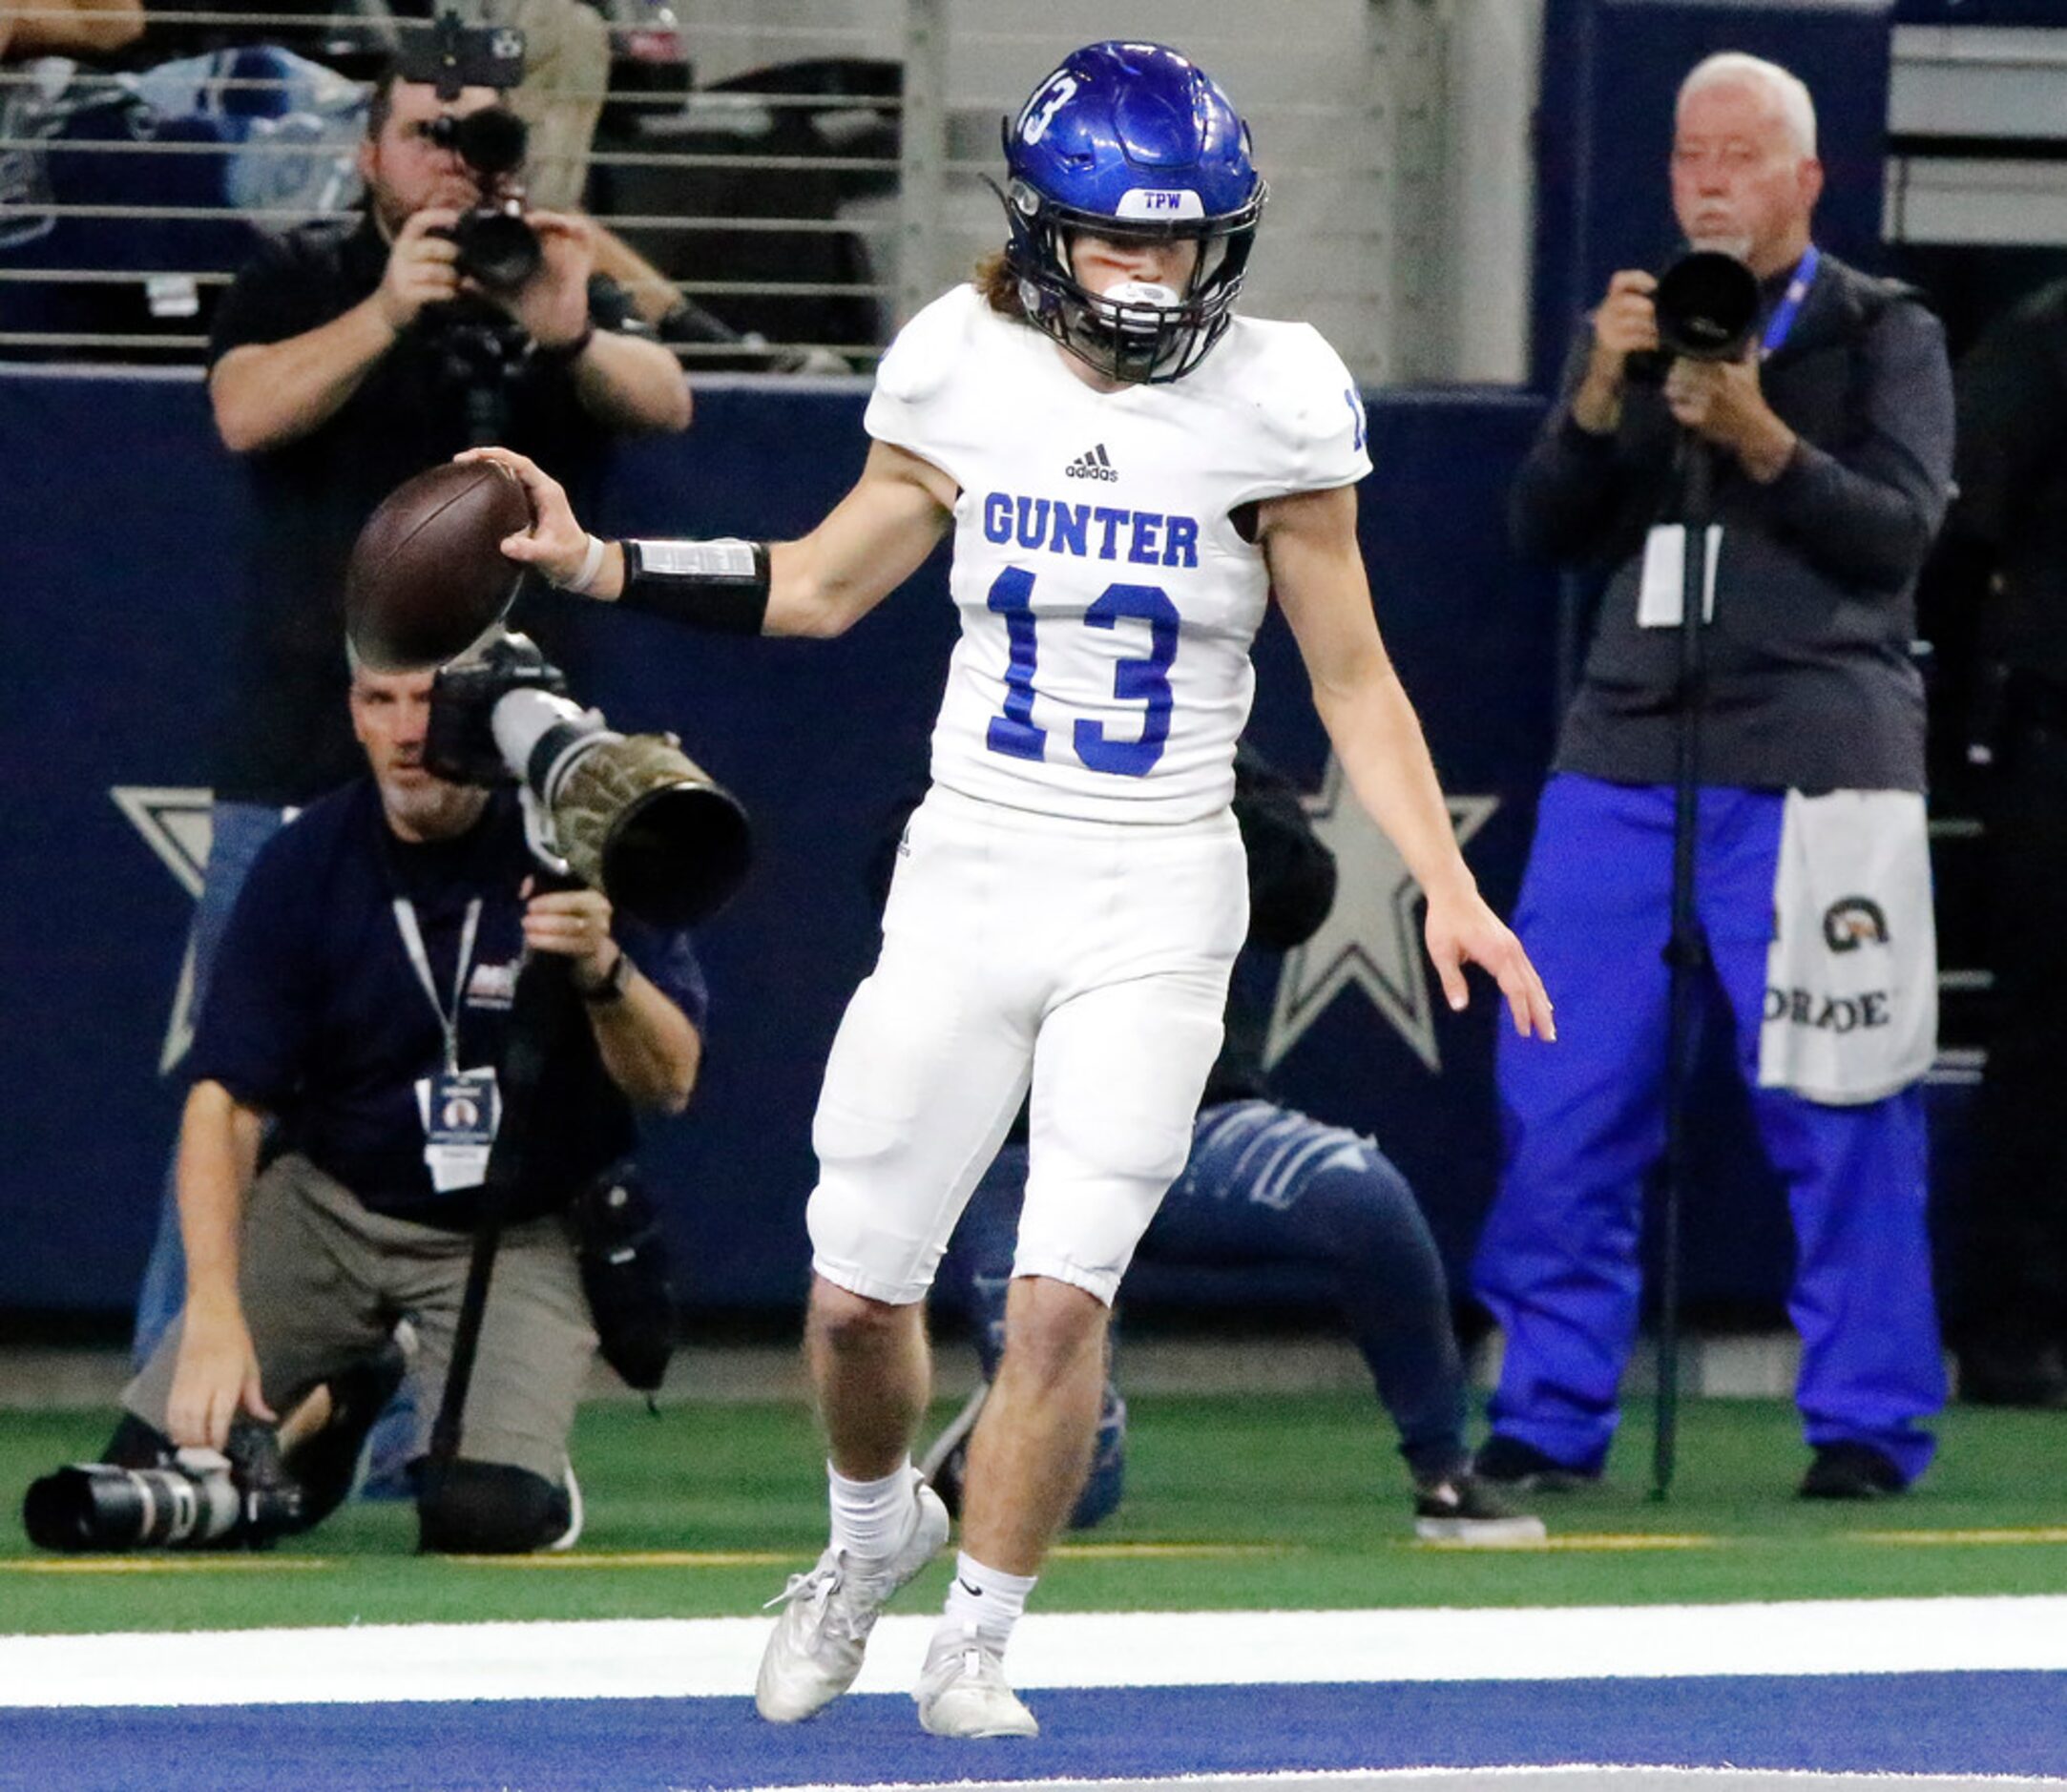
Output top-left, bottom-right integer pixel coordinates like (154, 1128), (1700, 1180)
(0, 1), (1421, 374)
(0, 4), (906, 363)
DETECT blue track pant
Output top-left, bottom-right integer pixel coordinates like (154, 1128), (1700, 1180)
(1472, 775), (1943, 1483)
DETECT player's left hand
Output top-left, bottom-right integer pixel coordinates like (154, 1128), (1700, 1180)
(497, 210), (595, 351)
(1424, 889), (1555, 1040)
(521, 878), (617, 987)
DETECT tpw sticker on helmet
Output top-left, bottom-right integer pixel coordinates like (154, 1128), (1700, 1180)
(1117, 190), (1205, 220)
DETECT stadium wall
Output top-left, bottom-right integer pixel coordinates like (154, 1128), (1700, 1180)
(2, 370), (1817, 1322)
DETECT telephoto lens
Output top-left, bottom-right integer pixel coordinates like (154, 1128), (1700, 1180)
(23, 1458), (246, 1551)
(1653, 248), (1761, 363)
(21, 1418), (304, 1552)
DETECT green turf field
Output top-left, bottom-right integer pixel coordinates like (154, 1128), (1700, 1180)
(5, 1391), (2064, 1634)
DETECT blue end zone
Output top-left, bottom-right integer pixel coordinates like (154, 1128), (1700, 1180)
(5, 1675), (2065, 1792)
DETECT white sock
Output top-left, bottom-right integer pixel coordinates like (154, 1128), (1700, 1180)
(827, 1459), (917, 1562)
(940, 1550), (1036, 1652)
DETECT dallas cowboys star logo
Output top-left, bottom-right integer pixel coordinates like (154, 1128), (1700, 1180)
(110, 786), (214, 1073)
(1263, 756), (1498, 1075)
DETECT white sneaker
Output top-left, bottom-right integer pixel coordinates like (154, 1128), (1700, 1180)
(754, 1479), (950, 1722)
(915, 1621), (1038, 1739)
(547, 1460), (583, 1552)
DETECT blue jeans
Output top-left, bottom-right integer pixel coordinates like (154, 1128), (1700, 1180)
(1472, 775), (1944, 1482)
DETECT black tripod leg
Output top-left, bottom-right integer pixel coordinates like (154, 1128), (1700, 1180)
(1652, 440), (1715, 1503)
(421, 945), (579, 1529)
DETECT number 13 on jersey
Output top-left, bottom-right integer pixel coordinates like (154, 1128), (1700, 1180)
(985, 569), (1180, 779)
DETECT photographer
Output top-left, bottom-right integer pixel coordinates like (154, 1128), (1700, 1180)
(131, 52), (689, 1365)
(209, 70), (689, 458)
(105, 659), (705, 1553)
(1470, 53), (1953, 1500)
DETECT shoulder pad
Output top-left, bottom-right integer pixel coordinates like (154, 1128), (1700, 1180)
(1239, 321), (1370, 477)
(873, 284), (988, 408)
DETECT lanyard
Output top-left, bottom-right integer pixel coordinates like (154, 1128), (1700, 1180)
(392, 897), (482, 1074)
(1760, 243), (1820, 360)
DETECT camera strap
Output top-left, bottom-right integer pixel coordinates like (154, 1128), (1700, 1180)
(1760, 244), (1820, 361)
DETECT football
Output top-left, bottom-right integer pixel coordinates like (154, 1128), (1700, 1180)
(344, 459), (533, 672)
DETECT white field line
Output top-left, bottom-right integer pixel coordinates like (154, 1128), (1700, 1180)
(769, 1775), (2067, 1792)
(3, 1596), (2066, 1710)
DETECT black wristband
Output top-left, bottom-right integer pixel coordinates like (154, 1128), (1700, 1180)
(618, 538), (772, 636)
(578, 947), (631, 1005)
(536, 323), (595, 365)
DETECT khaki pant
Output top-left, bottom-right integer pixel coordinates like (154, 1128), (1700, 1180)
(125, 1153), (596, 1483)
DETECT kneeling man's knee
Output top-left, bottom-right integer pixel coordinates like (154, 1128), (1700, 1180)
(416, 1459), (568, 1554)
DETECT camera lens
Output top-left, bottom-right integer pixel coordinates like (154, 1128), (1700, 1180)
(23, 1462), (244, 1551)
(452, 107), (528, 178)
(1654, 249), (1761, 363)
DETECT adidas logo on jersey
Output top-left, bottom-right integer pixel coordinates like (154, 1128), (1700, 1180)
(1064, 443), (1118, 482)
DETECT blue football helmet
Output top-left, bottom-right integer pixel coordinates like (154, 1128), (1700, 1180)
(999, 41), (1265, 385)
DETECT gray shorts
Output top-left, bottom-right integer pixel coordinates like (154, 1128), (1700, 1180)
(124, 1153), (597, 1483)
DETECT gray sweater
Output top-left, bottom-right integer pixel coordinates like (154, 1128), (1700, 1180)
(1514, 251), (1953, 795)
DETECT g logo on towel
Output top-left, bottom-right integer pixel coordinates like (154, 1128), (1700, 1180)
(1822, 897), (1890, 954)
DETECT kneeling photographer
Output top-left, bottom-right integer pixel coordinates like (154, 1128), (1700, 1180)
(121, 15), (697, 1399)
(31, 654), (708, 1554)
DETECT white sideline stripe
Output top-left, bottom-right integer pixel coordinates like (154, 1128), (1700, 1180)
(774, 1776), (2067, 1792)
(4, 1597), (2066, 1709)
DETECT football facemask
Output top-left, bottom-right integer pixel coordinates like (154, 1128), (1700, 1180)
(998, 42), (1264, 385)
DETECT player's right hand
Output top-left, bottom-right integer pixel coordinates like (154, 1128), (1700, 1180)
(166, 1305), (274, 1452)
(375, 208), (463, 332)
(456, 447), (617, 595)
(1589, 269), (1660, 365)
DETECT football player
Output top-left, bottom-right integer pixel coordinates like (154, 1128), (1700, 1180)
(471, 39), (1554, 1739)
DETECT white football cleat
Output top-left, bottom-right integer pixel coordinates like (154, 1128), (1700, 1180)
(915, 1621), (1039, 1739)
(754, 1479), (950, 1722)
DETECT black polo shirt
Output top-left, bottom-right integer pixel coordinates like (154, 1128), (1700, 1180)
(189, 782), (708, 1228)
(206, 214), (641, 804)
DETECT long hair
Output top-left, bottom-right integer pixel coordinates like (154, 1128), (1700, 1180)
(972, 250), (1024, 322)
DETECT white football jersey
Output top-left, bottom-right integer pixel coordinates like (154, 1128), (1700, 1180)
(865, 284), (1372, 823)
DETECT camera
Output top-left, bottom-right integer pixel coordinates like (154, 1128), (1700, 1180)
(1627, 246), (1762, 385)
(1653, 248), (1761, 362)
(428, 629), (753, 928)
(398, 14), (540, 296)
(23, 1418), (304, 1552)
(430, 105), (543, 296)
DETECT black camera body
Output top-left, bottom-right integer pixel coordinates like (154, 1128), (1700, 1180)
(426, 628), (570, 786)
(23, 1418), (304, 1552)
(430, 105), (541, 295)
